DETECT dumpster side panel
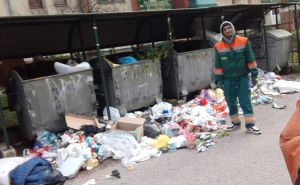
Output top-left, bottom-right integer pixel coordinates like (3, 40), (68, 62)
(11, 71), (34, 140)
(266, 37), (278, 72)
(14, 70), (97, 139)
(111, 60), (162, 112)
(278, 37), (291, 68)
(177, 48), (214, 93)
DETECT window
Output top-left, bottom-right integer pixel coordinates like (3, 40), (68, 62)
(98, 0), (125, 3)
(54, 0), (68, 6)
(28, 0), (43, 9)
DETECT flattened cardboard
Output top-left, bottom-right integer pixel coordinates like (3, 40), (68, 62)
(112, 117), (145, 142)
(65, 113), (99, 130)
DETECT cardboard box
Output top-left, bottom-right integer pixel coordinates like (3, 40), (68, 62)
(112, 117), (145, 142)
(65, 113), (100, 130)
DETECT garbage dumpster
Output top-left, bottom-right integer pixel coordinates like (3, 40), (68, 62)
(95, 53), (162, 115)
(249, 29), (292, 72)
(10, 61), (97, 140)
(161, 40), (215, 98)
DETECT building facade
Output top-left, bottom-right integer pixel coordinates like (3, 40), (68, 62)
(0, 0), (268, 16)
(0, 0), (133, 16)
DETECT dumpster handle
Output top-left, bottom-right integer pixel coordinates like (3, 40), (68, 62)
(275, 8), (279, 29)
(68, 22), (76, 60)
(201, 15), (206, 41)
(92, 20), (111, 120)
(262, 9), (270, 72)
(77, 22), (87, 61)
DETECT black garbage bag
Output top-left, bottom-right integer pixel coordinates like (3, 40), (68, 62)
(44, 169), (66, 185)
(144, 120), (161, 138)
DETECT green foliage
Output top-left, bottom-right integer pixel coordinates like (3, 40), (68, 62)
(135, 41), (172, 62)
(138, 0), (171, 10)
(217, 130), (230, 138)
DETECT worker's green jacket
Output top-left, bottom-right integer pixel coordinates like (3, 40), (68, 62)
(214, 35), (258, 82)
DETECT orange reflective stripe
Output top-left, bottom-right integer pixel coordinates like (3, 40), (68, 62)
(245, 117), (255, 124)
(232, 35), (247, 48)
(215, 35), (247, 51)
(248, 61), (257, 69)
(230, 114), (240, 123)
(215, 68), (223, 74)
(215, 42), (229, 52)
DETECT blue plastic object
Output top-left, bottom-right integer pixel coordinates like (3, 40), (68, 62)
(189, 0), (217, 8)
(118, 56), (138, 65)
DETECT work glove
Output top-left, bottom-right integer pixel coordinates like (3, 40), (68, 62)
(251, 77), (258, 87)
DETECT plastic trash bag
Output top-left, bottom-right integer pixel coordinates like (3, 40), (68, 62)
(103, 107), (120, 121)
(0, 157), (31, 185)
(54, 61), (91, 74)
(118, 56), (138, 65)
(151, 102), (172, 119)
(95, 131), (140, 168)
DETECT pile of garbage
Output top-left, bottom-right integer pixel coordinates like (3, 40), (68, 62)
(0, 87), (230, 184)
(2, 69), (298, 184)
(251, 69), (299, 108)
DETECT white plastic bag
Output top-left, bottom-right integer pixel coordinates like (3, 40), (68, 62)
(103, 107), (120, 121)
(151, 102), (172, 119)
(54, 62), (91, 74)
(0, 157), (31, 185)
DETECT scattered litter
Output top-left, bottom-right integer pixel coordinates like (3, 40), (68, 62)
(83, 159), (100, 171)
(272, 102), (287, 109)
(83, 178), (96, 185)
(65, 113), (101, 130)
(254, 95), (273, 105)
(217, 131), (230, 138)
(57, 157), (85, 178)
(15, 70), (300, 181)
(274, 80), (300, 93)
(103, 107), (121, 121)
(105, 169), (121, 179)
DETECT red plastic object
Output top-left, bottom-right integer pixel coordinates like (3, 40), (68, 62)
(200, 98), (207, 106)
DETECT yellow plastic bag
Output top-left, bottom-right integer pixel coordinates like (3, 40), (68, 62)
(153, 135), (170, 149)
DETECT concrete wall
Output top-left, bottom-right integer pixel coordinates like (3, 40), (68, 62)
(8, 0), (47, 16)
(0, 0), (9, 16)
(89, 0), (132, 13)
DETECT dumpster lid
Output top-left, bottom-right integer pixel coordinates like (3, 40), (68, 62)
(0, 2), (296, 59)
(267, 29), (292, 39)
